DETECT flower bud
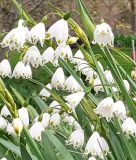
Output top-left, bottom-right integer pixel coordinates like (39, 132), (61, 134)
(67, 37), (78, 45)
(12, 118), (23, 136)
(131, 71), (136, 80)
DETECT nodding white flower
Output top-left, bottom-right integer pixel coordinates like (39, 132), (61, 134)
(55, 43), (73, 61)
(51, 67), (65, 89)
(123, 80), (130, 91)
(73, 50), (84, 64)
(94, 97), (114, 121)
(104, 70), (114, 84)
(85, 132), (109, 158)
(112, 101), (127, 120)
(1, 158), (7, 160)
(49, 101), (61, 113)
(12, 118), (23, 136)
(47, 19), (68, 44)
(0, 59), (12, 78)
(66, 129), (84, 149)
(65, 75), (83, 93)
(85, 69), (95, 81)
(93, 77), (104, 93)
(63, 114), (76, 125)
(6, 123), (16, 135)
(18, 107), (29, 127)
(1, 105), (11, 117)
(12, 61), (32, 79)
(41, 113), (50, 129)
(121, 117), (136, 136)
(39, 83), (52, 99)
(92, 22), (114, 47)
(23, 46), (42, 68)
(29, 122), (44, 141)
(0, 116), (7, 129)
(50, 113), (61, 126)
(76, 61), (90, 75)
(88, 157), (96, 160)
(64, 92), (85, 110)
(42, 47), (55, 64)
(1, 19), (28, 51)
(27, 22), (45, 47)
(73, 121), (81, 129)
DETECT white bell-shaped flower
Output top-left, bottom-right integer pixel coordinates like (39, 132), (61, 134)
(18, 107), (29, 127)
(42, 47), (55, 64)
(0, 59), (12, 78)
(1, 105), (11, 117)
(94, 97), (114, 121)
(47, 19), (68, 44)
(73, 121), (81, 129)
(76, 61), (90, 75)
(12, 118), (23, 136)
(12, 61), (32, 79)
(92, 22), (114, 47)
(6, 123), (16, 135)
(29, 122), (44, 141)
(50, 113), (61, 126)
(39, 83), (52, 99)
(27, 22), (45, 47)
(1, 158), (7, 160)
(51, 67), (65, 89)
(104, 70), (114, 84)
(0, 116), (7, 129)
(85, 132), (109, 158)
(73, 50), (84, 64)
(41, 113), (50, 129)
(64, 92), (85, 111)
(49, 101), (61, 113)
(23, 46), (42, 68)
(63, 113), (76, 126)
(121, 117), (136, 136)
(65, 75), (83, 93)
(85, 69), (95, 81)
(66, 129), (84, 149)
(1, 19), (28, 51)
(55, 43), (73, 61)
(123, 80), (130, 91)
(112, 101), (127, 120)
(93, 77), (104, 93)
(88, 157), (96, 160)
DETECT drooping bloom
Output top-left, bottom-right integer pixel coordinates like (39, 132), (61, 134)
(85, 132), (109, 158)
(94, 97), (114, 121)
(64, 92), (85, 111)
(121, 117), (136, 136)
(46, 19), (68, 44)
(51, 67), (65, 89)
(1, 19), (28, 51)
(29, 122), (44, 141)
(54, 43), (73, 61)
(49, 101), (61, 113)
(93, 77), (104, 93)
(88, 157), (96, 160)
(0, 116), (7, 129)
(92, 22), (114, 47)
(50, 113), (61, 126)
(12, 61), (32, 79)
(63, 113), (76, 126)
(65, 75), (83, 93)
(104, 70), (114, 84)
(23, 46), (42, 68)
(6, 123), (16, 135)
(73, 50), (84, 64)
(1, 105), (11, 117)
(1, 158), (7, 160)
(112, 101), (127, 120)
(27, 22), (45, 46)
(41, 113), (50, 129)
(123, 80), (130, 91)
(18, 107), (29, 127)
(39, 83), (52, 99)
(66, 129), (84, 149)
(42, 47), (55, 64)
(0, 59), (12, 78)
(12, 118), (23, 136)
